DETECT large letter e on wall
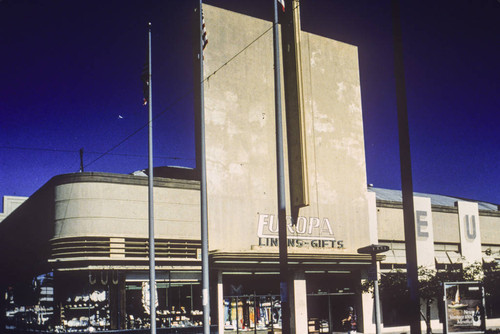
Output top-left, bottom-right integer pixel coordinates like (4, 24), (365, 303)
(416, 210), (429, 238)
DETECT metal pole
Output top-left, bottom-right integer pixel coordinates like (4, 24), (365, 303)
(147, 21), (157, 334)
(254, 294), (258, 334)
(236, 296), (239, 334)
(391, 1), (421, 333)
(273, 1), (290, 333)
(79, 148), (84, 172)
(198, 2), (211, 333)
(372, 254), (382, 334)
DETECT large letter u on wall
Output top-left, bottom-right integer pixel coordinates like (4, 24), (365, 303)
(465, 215), (477, 240)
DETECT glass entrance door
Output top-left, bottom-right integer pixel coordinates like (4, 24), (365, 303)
(306, 272), (359, 334)
(307, 294), (356, 333)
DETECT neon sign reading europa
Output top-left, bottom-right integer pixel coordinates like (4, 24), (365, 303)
(257, 213), (344, 248)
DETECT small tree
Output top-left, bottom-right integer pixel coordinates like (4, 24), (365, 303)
(482, 261), (500, 318)
(361, 269), (411, 327)
(367, 263), (489, 334)
(418, 267), (441, 334)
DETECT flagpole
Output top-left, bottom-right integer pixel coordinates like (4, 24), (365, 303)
(273, 1), (291, 333)
(198, 2), (210, 334)
(146, 21), (157, 334)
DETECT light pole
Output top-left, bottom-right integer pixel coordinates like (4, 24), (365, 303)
(358, 244), (389, 334)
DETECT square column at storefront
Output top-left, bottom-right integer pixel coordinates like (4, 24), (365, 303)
(290, 271), (308, 334)
(217, 272), (224, 334)
(362, 288), (376, 333)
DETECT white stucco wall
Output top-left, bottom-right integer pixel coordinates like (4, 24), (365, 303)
(53, 181), (200, 240)
(203, 4), (371, 254)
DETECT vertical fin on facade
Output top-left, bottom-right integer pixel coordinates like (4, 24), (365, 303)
(281, 0), (309, 212)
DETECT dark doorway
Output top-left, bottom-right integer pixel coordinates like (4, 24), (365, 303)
(306, 273), (359, 333)
(307, 293), (356, 333)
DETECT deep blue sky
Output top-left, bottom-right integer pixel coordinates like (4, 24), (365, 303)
(1, 0), (499, 212)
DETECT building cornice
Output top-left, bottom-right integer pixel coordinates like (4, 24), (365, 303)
(48, 172), (201, 191)
(376, 199), (500, 217)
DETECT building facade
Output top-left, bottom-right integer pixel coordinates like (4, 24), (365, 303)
(1, 173), (499, 333)
(1, 3), (499, 334)
(202, 4), (373, 333)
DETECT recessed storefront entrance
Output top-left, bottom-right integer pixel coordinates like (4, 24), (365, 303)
(306, 273), (359, 334)
(307, 294), (357, 333)
(222, 274), (281, 332)
(219, 271), (361, 333)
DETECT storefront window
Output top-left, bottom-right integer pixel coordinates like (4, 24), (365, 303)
(222, 274), (282, 332)
(123, 270), (203, 330)
(223, 295), (281, 331)
(125, 281), (203, 329)
(60, 289), (109, 331)
(4, 272), (54, 332)
(42, 270), (204, 332)
(54, 271), (114, 332)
